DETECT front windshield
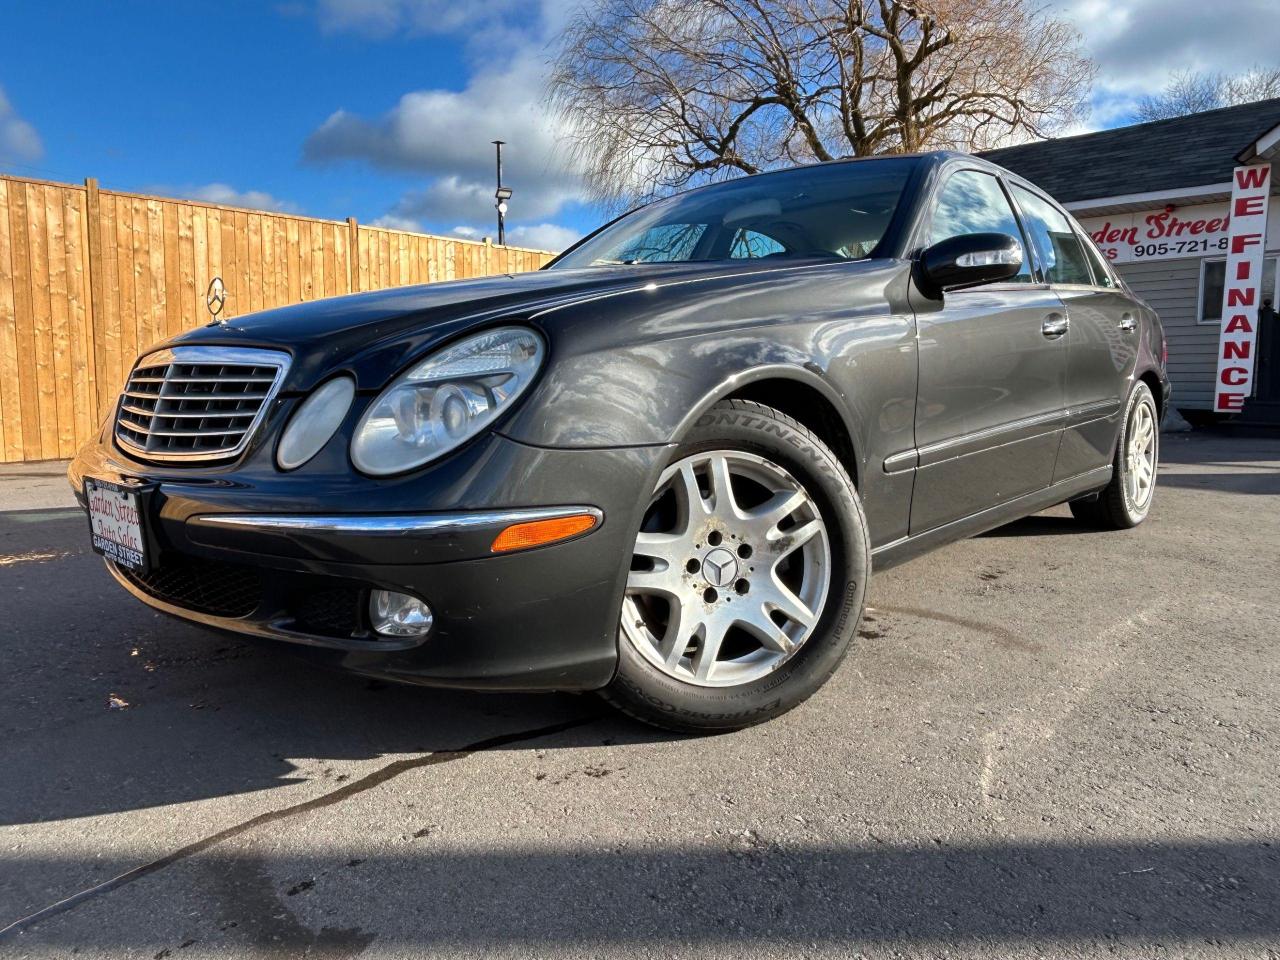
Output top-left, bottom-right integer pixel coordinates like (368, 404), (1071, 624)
(552, 159), (915, 270)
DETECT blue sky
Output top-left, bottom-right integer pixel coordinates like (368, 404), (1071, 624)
(1, 0), (1274, 251)
(0, 0), (594, 249)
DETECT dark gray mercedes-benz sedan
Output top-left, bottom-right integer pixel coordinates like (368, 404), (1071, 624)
(70, 152), (1168, 731)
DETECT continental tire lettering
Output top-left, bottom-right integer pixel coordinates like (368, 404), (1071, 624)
(834, 582), (860, 632)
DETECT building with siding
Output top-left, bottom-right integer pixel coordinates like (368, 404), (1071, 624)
(982, 99), (1280, 419)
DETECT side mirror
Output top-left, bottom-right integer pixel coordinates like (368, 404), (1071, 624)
(919, 232), (1023, 297)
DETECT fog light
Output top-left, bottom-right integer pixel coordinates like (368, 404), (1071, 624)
(369, 590), (433, 638)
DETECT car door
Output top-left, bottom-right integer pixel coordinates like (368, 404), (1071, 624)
(909, 168), (1068, 535)
(1006, 184), (1140, 482)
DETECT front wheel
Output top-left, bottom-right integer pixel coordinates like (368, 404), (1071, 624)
(602, 400), (870, 733)
(1070, 380), (1159, 529)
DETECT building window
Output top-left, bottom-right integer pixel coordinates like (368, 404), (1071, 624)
(1199, 256), (1279, 324)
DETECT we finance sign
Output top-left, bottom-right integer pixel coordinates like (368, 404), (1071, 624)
(1214, 164), (1273, 413)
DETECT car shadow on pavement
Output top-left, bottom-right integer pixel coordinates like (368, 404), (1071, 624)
(1157, 470), (1280, 495)
(7, 840), (1278, 951)
(980, 513), (1095, 538)
(0, 510), (662, 828)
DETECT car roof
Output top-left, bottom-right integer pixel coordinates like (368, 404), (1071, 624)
(661, 150), (1029, 198)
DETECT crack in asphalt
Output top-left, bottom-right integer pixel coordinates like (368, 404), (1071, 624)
(0, 715), (595, 941)
(868, 604), (1037, 651)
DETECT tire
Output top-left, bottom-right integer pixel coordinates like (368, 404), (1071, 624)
(601, 399), (870, 733)
(1070, 380), (1159, 530)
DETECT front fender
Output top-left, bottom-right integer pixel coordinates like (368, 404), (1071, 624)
(496, 260), (906, 457)
(669, 361), (858, 443)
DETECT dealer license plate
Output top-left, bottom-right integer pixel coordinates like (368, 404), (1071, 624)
(85, 477), (150, 572)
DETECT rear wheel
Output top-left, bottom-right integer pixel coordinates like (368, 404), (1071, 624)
(1070, 380), (1159, 529)
(602, 400), (869, 732)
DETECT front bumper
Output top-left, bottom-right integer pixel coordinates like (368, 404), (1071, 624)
(70, 431), (669, 691)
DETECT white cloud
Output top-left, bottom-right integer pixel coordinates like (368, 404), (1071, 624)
(1055, 0), (1280, 126)
(304, 46), (584, 226)
(507, 222), (580, 251)
(0, 86), (42, 164)
(367, 218), (576, 252)
(315, 0), (530, 37)
(315, 0), (402, 36)
(150, 182), (298, 213)
(370, 213), (424, 231)
(302, 3), (586, 244)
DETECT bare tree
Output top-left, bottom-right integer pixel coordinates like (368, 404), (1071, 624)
(548, 0), (1094, 207)
(1135, 66), (1280, 123)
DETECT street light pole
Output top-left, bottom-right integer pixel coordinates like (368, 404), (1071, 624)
(492, 139), (507, 246)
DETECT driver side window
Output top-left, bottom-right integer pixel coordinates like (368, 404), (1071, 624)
(612, 223), (706, 263)
(928, 170), (1033, 282)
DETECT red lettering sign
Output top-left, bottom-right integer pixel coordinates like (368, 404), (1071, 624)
(1224, 341), (1251, 360)
(1222, 367), (1249, 386)
(1216, 393), (1246, 411)
(1235, 166), (1271, 189)
(1235, 196), (1266, 217)
(1231, 233), (1262, 254)
(1215, 165), (1271, 411)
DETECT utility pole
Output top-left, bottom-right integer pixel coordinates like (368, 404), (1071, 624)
(492, 140), (511, 246)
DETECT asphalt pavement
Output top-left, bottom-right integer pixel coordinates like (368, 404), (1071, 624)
(0, 432), (1277, 959)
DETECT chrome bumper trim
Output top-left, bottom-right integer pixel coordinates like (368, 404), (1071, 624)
(192, 505), (603, 537)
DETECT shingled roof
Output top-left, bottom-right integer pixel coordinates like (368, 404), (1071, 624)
(979, 98), (1280, 204)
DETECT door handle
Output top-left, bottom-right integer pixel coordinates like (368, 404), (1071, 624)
(1042, 312), (1069, 338)
(1119, 313), (1137, 332)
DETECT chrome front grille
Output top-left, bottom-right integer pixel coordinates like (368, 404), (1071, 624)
(114, 346), (290, 462)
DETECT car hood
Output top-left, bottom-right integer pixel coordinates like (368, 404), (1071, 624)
(164, 259), (881, 391)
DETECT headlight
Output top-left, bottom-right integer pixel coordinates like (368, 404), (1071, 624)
(277, 376), (356, 471)
(351, 326), (544, 475)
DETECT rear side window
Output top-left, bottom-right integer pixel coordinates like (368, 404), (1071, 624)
(729, 229), (787, 259)
(927, 170), (1032, 282)
(1077, 230), (1118, 288)
(1010, 185), (1093, 285)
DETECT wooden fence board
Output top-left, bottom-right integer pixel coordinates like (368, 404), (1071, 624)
(0, 173), (554, 461)
(234, 210), (250, 314)
(8, 183), (39, 460)
(162, 203), (181, 342)
(113, 196), (135, 380)
(0, 178), (20, 461)
(129, 197), (148, 355)
(99, 194), (122, 409)
(45, 186), (74, 457)
(177, 205), (196, 335)
(26, 183), (59, 460)
(67, 189), (91, 452)
(191, 205), (208, 328)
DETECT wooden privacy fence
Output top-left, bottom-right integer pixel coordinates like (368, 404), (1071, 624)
(0, 173), (555, 463)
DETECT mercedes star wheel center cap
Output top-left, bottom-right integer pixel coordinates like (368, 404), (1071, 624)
(700, 547), (738, 588)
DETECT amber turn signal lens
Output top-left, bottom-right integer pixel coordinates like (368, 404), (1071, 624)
(490, 513), (599, 553)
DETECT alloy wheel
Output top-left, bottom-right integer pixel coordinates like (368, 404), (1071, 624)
(1126, 398), (1157, 509)
(621, 450), (831, 687)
